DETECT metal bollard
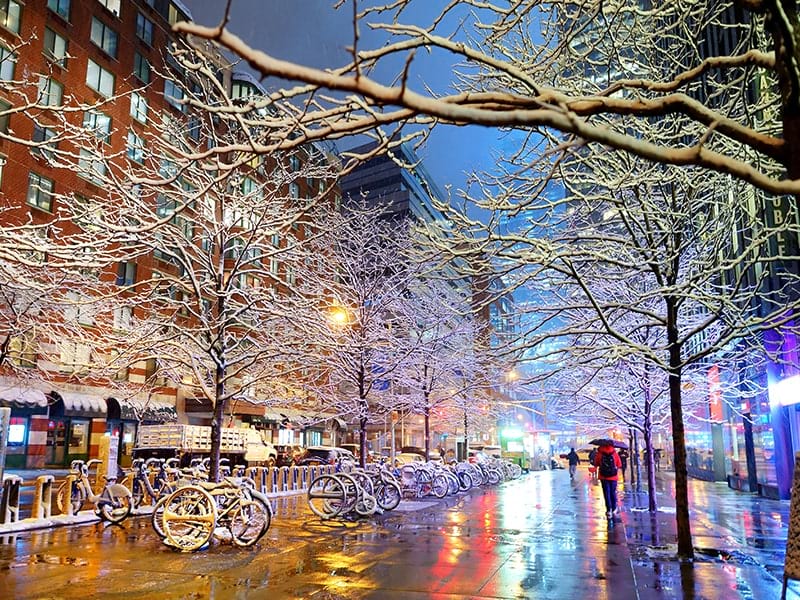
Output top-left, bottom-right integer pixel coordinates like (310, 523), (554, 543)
(33, 475), (55, 520)
(268, 466), (278, 493)
(0, 475), (22, 524)
(278, 466), (289, 492)
(63, 474), (77, 517)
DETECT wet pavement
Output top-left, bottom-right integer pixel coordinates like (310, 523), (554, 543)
(0, 468), (796, 599)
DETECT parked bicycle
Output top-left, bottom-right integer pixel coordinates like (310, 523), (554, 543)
(55, 459), (133, 524)
(158, 477), (272, 551)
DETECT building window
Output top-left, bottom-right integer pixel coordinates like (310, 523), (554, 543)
(130, 91), (148, 123)
(0, 46), (16, 81)
(44, 28), (68, 68)
(97, 0), (120, 16)
(82, 110), (111, 143)
(47, 0), (69, 20)
(32, 124), (57, 162)
(126, 130), (145, 163)
(163, 80), (185, 112)
(115, 260), (136, 286)
(90, 17), (118, 58)
(78, 149), (106, 184)
(86, 59), (115, 97)
(289, 182), (299, 199)
(27, 172), (54, 211)
(289, 155), (300, 172)
(133, 52), (150, 83)
(136, 13), (154, 45)
(168, 2), (188, 25)
(37, 77), (63, 106)
(0, 99), (10, 133)
(0, 0), (21, 34)
(113, 306), (132, 330)
(8, 336), (36, 369)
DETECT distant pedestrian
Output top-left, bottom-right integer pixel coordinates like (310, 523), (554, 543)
(588, 448), (598, 479)
(594, 442), (623, 518)
(654, 449), (662, 472)
(566, 448), (580, 479)
(618, 449), (629, 478)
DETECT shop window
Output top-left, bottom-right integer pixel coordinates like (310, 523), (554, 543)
(8, 417), (27, 445)
(69, 421), (89, 453)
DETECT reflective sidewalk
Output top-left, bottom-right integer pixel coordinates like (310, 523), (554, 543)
(0, 467), (795, 599)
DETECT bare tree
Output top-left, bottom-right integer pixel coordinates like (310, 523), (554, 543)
(168, 2), (800, 557)
(294, 200), (415, 467)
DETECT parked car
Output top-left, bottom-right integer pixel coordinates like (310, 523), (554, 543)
(394, 452), (425, 467)
(400, 446), (443, 462)
(275, 444), (303, 467)
(244, 430), (278, 467)
(294, 446), (356, 466)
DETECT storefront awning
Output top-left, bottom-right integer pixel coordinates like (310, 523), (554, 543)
(228, 399), (267, 417)
(0, 386), (48, 408)
(58, 391), (107, 416)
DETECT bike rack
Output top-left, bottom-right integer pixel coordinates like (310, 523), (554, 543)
(0, 475), (21, 524)
(32, 475), (54, 520)
(278, 466), (289, 492)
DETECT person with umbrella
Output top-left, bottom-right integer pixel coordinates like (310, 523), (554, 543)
(591, 439), (623, 518)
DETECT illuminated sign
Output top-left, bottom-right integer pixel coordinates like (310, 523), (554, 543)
(501, 427), (523, 440)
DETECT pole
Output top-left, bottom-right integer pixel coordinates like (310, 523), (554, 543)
(0, 407), (10, 487)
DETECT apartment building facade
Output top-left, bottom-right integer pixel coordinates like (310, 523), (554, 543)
(0, 0), (339, 468)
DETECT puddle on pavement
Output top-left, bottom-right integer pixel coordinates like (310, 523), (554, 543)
(26, 553), (89, 566)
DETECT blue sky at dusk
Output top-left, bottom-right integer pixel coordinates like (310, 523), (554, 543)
(182, 0), (512, 201)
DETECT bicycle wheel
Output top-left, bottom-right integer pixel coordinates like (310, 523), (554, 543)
(56, 482), (84, 515)
(375, 481), (401, 511)
(487, 469), (502, 485)
(131, 478), (145, 509)
(308, 474), (348, 519)
(161, 486), (216, 552)
(151, 495), (168, 539)
(457, 471), (473, 491)
(229, 499), (268, 547)
(98, 484), (133, 524)
(431, 474), (449, 499)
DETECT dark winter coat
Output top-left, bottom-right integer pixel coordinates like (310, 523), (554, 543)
(566, 450), (580, 466)
(593, 444), (622, 481)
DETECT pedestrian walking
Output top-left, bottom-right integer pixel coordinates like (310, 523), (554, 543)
(654, 449), (662, 472)
(593, 442), (623, 518)
(588, 448), (598, 480)
(566, 448), (580, 479)
(618, 448), (629, 478)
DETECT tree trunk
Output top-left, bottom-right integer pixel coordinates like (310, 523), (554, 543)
(209, 363), (226, 482)
(423, 392), (430, 461)
(359, 414), (368, 469)
(667, 300), (693, 558)
(633, 429), (642, 493)
(643, 423), (657, 513)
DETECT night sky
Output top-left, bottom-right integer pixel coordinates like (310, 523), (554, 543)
(181, 0), (508, 202)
